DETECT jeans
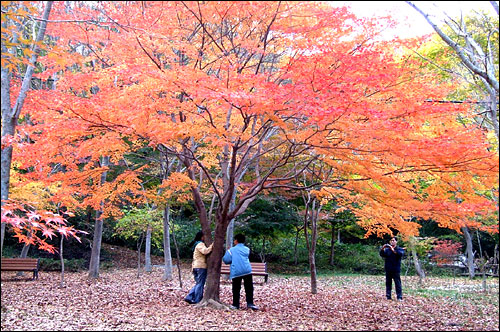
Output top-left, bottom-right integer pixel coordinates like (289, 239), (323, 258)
(385, 270), (402, 300)
(232, 274), (254, 308)
(185, 268), (208, 304)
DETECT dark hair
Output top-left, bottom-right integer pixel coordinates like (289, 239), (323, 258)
(189, 231), (204, 247)
(234, 233), (245, 244)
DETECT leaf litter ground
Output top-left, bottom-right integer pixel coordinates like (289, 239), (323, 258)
(1, 249), (498, 331)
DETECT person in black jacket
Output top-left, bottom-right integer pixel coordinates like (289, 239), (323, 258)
(379, 237), (405, 301)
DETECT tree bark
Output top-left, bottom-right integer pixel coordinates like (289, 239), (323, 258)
(60, 235), (65, 288)
(88, 156), (109, 279)
(1, 1), (53, 256)
(145, 224), (152, 272)
(162, 204), (173, 281)
(411, 245), (425, 285)
(462, 226), (476, 279)
(329, 222), (335, 266)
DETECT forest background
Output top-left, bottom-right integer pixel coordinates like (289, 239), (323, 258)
(1, 0), (499, 308)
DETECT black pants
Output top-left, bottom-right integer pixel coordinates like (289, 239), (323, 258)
(232, 274), (254, 308)
(385, 270), (402, 300)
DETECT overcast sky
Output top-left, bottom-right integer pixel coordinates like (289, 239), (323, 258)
(329, 1), (498, 38)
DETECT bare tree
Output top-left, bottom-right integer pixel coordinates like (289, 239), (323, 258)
(406, 1), (499, 140)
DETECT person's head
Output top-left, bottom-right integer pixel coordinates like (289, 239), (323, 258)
(390, 237), (397, 247)
(234, 233), (245, 244)
(194, 231), (204, 242)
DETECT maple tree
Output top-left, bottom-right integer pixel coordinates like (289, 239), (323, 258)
(2, 1), (498, 308)
(1, 0), (85, 255)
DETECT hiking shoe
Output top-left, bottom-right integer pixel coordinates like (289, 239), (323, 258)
(247, 304), (259, 311)
(229, 305), (239, 310)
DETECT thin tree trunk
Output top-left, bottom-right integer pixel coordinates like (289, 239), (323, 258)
(145, 224), (152, 272)
(170, 215), (183, 288)
(412, 246), (425, 285)
(162, 204), (173, 281)
(462, 226), (476, 279)
(294, 227), (300, 265)
(88, 155), (109, 279)
(60, 235), (65, 288)
(1, 1), (53, 256)
(329, 222), (335, 266)
(15, 229), (31, 276)
(137, 232), (145, 278)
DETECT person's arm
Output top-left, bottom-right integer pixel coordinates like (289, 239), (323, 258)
(380, 245), (389, 257)
(222, 249), (232, 264)
(197, 242), (213, 255)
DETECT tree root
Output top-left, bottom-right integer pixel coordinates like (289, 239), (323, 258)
(194, 299), (232, 310)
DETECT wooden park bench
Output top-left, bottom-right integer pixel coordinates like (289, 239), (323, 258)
(1, 258), (40, 280)
(221, 262), (269, 283)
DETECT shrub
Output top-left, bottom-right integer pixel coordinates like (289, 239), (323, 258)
(39, 258), (87, 272)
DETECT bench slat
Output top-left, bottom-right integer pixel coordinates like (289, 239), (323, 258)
(220, 262), (268, 283)
(1, 258), (39, 280)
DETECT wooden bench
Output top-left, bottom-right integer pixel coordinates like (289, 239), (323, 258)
(221, 262), (268, 283)
(1, 258), (40, 280)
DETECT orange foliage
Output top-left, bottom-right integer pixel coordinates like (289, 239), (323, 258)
(5, 1), (498, 245)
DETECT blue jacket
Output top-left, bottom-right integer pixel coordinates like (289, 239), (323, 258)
(222, 243), (252, 279)
(380, 246), (405, 272)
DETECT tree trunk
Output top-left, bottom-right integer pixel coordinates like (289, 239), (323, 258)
(202, 220), (228, 303)
(162, 204), (173, 281)
(16, 234), (31, 276)
(170, 216), (183, 288)
(294, 227), (300, 265)
(60, 236), (65, 288)
(411, 245), (425, 285)
(462, 226), (475, 279)
(308, 202), (319, 294)
(136, 232), (144, 278)
(329, 223), (335, 266)
(224, 215), (234, 281)
(145, 224), (152, 272)
(88, 155), (109, 279)
(1, 1), (53, 256)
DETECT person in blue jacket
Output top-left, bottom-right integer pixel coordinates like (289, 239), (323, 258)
(379, 237), (405, 301)
(223, 233), (259, 311)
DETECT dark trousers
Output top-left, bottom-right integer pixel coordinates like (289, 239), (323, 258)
(385, 270), (402, 300)
(232, 274), (254, 308)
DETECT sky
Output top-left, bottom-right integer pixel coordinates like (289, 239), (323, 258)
(329, 1), (498, 38)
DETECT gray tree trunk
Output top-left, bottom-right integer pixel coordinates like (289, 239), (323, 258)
(60, 235), (65, 288)
(1, 1), (53, 256)
(462, 226), (476, 279)
(329, 223), (335, 266)
(162, 204), (173, 281)
(411, 246), (425, 285)
(88, 156), (109, 279)
(145, 225), (152, 272)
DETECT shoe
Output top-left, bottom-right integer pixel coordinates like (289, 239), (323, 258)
(386, 298), (392, 300)
(229, 305), (239, 310)
(247, 304), (259, 311)
(184, 299), (195, 304)
(397, 298), (403, 302)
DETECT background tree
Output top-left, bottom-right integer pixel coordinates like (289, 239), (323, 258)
(1, 1), (53, 255)
(406, 1), (499, 140)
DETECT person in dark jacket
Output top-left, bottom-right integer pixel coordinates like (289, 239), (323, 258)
(222, 233), (259, 311)
(379, 237), (405, 301)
